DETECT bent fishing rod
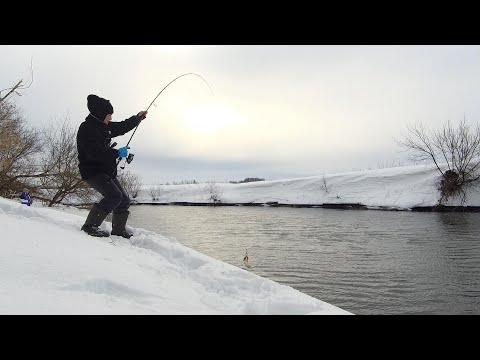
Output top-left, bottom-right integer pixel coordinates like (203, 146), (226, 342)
(116, 72), (214, 169)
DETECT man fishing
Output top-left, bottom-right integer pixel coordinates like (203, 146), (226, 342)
(76, 94), (147, 238)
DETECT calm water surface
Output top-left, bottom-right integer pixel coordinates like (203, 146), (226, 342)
(128, 205), (480, 315)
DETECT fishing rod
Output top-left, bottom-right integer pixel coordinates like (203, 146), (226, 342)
(117, 72), (214, 169)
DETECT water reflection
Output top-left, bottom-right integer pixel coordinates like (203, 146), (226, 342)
(435, 212), (476, 234)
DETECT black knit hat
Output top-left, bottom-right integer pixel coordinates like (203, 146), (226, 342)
(87, 94), (114, 121)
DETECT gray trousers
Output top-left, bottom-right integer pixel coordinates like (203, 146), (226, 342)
(86, 173), (130, 214)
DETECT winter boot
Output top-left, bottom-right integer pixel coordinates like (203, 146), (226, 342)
(111, 211), (133, 239)
(81, 204), (110, 237)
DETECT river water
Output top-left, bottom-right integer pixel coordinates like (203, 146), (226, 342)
(128, 205), (480, 314)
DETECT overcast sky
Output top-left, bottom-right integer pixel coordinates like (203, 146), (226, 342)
(2, 45), (480, 184)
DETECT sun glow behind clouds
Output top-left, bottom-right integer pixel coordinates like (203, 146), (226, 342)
(180, 101), (245, 135)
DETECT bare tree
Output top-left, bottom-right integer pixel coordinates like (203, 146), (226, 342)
(0, 100), (46, 196)
(203, 181), (223, 204)
(0, 60), (34, 104)
(396, 117), (480, 204)
(37, 116), (88, 207)
(117, 170), (142, 199)
(149, 184), (162, 201)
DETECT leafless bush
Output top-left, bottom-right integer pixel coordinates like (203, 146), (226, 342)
(149, 184), (162, 201)
(117, 170), (142, 199)
(73, 182), (98, 206)
(203, 181), (223, 204)
(320, 174), (329, 194)
(396, 117), (480, 204)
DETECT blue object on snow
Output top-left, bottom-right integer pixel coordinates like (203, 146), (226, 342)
(20, 191), (32, 206)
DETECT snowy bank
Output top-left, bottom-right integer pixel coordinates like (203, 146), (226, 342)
(133, 164), (480, 210)
(0, 197), (351, 315)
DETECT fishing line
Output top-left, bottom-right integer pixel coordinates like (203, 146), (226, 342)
(127, 72), (213, 148)
(117, 72), (214, 170)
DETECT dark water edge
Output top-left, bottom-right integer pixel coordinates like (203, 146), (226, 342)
(130, 201), (480, 212)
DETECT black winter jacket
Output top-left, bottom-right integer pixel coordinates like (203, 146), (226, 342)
(77, 114), (141, 180)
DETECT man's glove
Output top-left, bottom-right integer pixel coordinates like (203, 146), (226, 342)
(118, 146), (130, 159)
(137, 111), (148, 121)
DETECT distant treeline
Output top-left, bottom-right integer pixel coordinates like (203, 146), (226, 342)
(229, 177), (265, 184)
(162, 178), (265, 185)
(166, 180), (199, 185)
